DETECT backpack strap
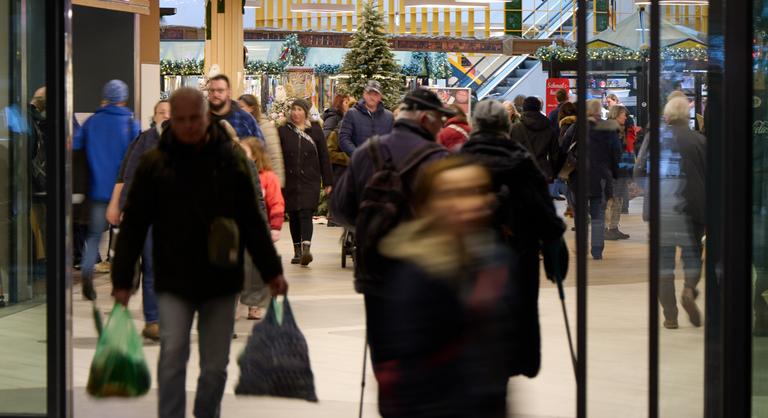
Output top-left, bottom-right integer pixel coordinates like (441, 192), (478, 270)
(399, 142), (444, 175)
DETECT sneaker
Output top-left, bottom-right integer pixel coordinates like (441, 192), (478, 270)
(616, 229), (631, 240)
(94, 261), (111, 274)
(142, 323), (160, 341)
(553, 195), (566, 201)
(681, 287), (702, 327)
(247, 306), (264, 320)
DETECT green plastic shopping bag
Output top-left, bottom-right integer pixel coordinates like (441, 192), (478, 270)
(87, 304), (151, 398)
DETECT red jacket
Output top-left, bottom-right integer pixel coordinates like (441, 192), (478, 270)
(259, 170), (285, 231)
(437, 117), (471, 152)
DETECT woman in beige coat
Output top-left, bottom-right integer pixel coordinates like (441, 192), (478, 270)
(238, 94), (285, 186)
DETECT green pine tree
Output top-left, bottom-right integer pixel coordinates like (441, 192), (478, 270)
(340, 1), (403, 109)
(280, 34), (307, 67)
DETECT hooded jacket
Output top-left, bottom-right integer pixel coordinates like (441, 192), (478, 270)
(111, 121), (283, 301)
(509, 111), (560, 181)
(460, 131), (566, 377)
(73, 105), (140, 202)
(338, 100), (394, 156)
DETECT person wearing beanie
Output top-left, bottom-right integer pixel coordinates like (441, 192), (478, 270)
(72, 79), (140, 300)
(278, 97), (333, 266)
(460, 99), (567, 378)
(510, 96), (561, 188)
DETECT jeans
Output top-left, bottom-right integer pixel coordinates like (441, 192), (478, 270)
(606, 178), (628, 228)
(157, 293), (238, 418)
(549, 179), (568, 198)
(82, 201), (109, 279)
(658, 223), (705, 320)
(288, 209), (314, 244)
(589, 197), (606, 258)
(141, 230), (159, 323)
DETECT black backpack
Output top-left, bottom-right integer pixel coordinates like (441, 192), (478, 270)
(354, 137), (443, 280)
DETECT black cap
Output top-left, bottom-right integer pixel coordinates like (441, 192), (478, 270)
(402, 89), (457, 116)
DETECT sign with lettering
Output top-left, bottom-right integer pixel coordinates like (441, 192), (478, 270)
(546, 78), (571, 115)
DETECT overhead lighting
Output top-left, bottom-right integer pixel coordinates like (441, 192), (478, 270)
(244, 0), (261, 8)
(291, 2), (356, 13)
(403, 0), (489, 9)
(456, 0), (507, 3)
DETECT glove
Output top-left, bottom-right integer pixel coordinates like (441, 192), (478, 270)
(542, 237), (569, 283)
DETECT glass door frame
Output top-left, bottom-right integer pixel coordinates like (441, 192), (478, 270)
(573, 0), (755, 415)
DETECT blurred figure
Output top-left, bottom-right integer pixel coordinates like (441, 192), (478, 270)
(513, 94), (526, 114)
(437, 104), (471, 152)
(667, 90), (705, 133)
(339, 80), (394, 156)
(557, 102), (578, 218)
(104, 99), (169, 340)
(238, 94), (285, 186)
(635, 97), (706, 329)
(323, 94), (352, 227)
(376, 156), (514, 417)
(510, 97), (561, 198)
(278, 98), (333, 266)
(547, 88), (570, 137)
(604, 105), (633, 240)
(208, 74), (264, 140)
(239, 138), (285, 320)
(461, 100), (567, 378)
(111, 88), (287, 418)
(73, 79), (140, 300)
(585, 99), (621, 260)
(331, 89), (453, 373)
(502, 100), (521, 125)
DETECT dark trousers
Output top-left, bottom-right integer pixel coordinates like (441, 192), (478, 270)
(658, 223), (705, 320)
(589, 197), (606, 258)
(287, 209), (314, 244)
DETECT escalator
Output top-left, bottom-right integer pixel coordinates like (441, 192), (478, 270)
(454, 0), (580, 100)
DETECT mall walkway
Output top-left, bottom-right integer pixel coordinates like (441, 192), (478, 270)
(70, 200), (707, 417)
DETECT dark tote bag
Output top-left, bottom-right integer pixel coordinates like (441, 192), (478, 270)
(235, 296), (318, 402)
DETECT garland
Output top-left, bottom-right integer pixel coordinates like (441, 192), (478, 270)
(161, 59), (342, 76)
(534, 45), (708, 62)
(246, 60), (287, 75)
(161, 59), (204, 76)
(314, 64), (342, 76)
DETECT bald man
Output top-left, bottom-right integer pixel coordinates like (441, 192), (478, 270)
(111, 88), (287, 418)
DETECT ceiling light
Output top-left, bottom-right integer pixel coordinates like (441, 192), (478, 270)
(291, 2), (356, 13)
(244, 0), (261, 8)
(456, 0), (507, 3)
(403, 0), (489, 9)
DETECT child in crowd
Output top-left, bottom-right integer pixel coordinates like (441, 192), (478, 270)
(240, 138), (285, 319)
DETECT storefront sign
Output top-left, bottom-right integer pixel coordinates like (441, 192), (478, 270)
(546, 78), (571, 115)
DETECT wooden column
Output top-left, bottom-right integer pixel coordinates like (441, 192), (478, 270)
(139, 0), (160, 130)
(205, 0), (245, 97)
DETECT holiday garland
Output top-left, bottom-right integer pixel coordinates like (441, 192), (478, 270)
(534, 45), (708, 62)
(246, 60), (287, 75)
(161, 59), (204, 76)
(401, 52), (451, 79)
(279, 34), (308, 66)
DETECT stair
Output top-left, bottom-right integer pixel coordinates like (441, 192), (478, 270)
(487, 58), (540, 99)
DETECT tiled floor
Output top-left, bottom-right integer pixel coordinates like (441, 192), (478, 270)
(1, 199), (761, 417)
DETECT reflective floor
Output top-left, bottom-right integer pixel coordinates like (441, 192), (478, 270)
(1, 198), (755, 417)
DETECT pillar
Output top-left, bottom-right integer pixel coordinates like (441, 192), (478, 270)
(205, 0), (245, 97)
(139, 0), (160, 131)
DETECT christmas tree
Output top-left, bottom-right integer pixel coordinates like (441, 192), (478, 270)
(280, 34), (307, 67)
(340, 1), (403, 108)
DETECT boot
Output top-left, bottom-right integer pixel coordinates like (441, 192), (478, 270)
(81, 274), (97, 301)
(291, 244), (301, 264)
(300, 241), (313, 266)
(605, 228), (621, 240)
(142, 322), (160, 341)
(681, 287), (702, 327)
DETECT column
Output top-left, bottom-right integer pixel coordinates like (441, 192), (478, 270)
(205, 0), (245, 97)
(139, 0), (161, 130)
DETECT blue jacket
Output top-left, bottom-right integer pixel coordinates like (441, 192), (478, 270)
(213, 101), (264, 140)
(338, 100), (394, 156)
(73, 105), (139, 202)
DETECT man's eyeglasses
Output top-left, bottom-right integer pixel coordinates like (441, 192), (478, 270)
(207, 88), (227, 94)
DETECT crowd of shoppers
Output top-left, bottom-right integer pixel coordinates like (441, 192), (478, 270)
(71, 71), (708, 417)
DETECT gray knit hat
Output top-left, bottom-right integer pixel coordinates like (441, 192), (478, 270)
(472, 100), (511, 135)
(291, 98), (311, 115)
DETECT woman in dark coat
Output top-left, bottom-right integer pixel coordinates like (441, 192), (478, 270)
(278, 98), (333, 266)
(460, 100), (567, 378)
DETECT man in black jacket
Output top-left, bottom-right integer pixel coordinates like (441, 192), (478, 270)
(111, 88), (287, 418)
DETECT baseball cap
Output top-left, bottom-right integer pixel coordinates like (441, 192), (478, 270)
(402, 89), (457, 116)
(364, 80), (382, 94)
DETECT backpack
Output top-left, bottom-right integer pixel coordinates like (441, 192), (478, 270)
(354, 137), (443, 280)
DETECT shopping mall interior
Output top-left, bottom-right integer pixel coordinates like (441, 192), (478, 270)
(0, 0), (765, 417)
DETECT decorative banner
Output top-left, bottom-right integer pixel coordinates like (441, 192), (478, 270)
(546, 78), (571, 115)
(505, 0), (523, 36)
(284, 68), (315, 100)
